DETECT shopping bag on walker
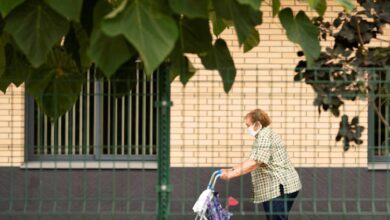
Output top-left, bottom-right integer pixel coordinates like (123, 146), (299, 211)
(193, 170), (239, 220)
(206, 191), (233, 220)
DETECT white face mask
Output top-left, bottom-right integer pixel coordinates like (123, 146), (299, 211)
(247, 122), (261, 137)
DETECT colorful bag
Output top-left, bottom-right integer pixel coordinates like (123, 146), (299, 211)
(205, 192), (233, 220)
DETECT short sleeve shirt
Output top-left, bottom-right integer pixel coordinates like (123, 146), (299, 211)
(249, 127), (302, 203)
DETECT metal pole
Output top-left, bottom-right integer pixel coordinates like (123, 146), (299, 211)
(157, 63), (172, 220)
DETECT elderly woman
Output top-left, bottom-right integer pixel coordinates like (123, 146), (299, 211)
(220, 109), (301, 220)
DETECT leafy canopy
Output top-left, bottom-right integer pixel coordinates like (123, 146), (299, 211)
(0, 0), (356, 120)
(294, 0), (390, 150)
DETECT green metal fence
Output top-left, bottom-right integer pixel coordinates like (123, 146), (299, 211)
(0, 67), (390, 219)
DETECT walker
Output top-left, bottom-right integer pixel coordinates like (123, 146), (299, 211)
(193, 170), (238, 220)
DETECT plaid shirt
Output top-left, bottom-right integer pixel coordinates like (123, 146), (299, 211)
(249, 127), (301, 203)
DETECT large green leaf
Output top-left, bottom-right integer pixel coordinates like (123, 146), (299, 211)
(237, 0), (262, 10)
(79, 0), (100, 36)
(169, 17), (198, 85)
(0, 0), (24, 17)
(88, 30), (134, 78)
(0, 35), (5, 77)
(209, 11), (227, 36)
(169, 43), (196, 85)
(272, 0), (280, 17)
(178, 56), (195, 86)
(279, 8), (320, 67)
(169, 0), (208, 18)
(87, 0), (134, 78)
(26, 49), (83, 120)
(64, 23), (91, 73)
(0, 16), (4, 34)
(180, 17), (212, 54)
(212, 0), (261, 52)
(308, 0), (327, 16)
(45, 0), (83, 21)
(243, 28), (260, 52)
(0, 39), (10, 92)
(4, 0), (69, 67)
(199, 39), (236, 93)
(102, 0), (178, 75)
(110, 58), (138, 97)
(0, 43), (32, 93)
(336, 0), (356, 13)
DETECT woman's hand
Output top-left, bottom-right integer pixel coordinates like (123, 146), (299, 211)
(219, 160), (260, 181)
(219, 168), (231, 181)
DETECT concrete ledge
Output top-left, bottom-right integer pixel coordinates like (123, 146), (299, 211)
(368, 162), (390, 170)
(20, 161), (157, 169)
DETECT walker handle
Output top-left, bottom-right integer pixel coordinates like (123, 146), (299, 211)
(207, 170), (222, 190)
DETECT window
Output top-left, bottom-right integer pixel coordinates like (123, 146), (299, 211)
(368, 68), (390, 163)
(25, 68), (158, 161)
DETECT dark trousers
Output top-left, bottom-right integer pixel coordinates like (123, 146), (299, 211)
(262, 185), (299, 220)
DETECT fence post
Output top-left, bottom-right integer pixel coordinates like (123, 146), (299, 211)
(157, 64), (172, 220)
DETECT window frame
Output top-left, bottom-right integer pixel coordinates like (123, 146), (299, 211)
(368, 71), (390, 164)
(24, 73), (158, 163)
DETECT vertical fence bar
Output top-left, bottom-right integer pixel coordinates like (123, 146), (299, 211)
(44, 116), (48, 154)
(86, 70), (90, 154)
(65, 112), (69, 155)
(386, 69), (390, 155)
(121, 97), (125, 155)
(68, 109), (73, 155)
(108, 82), (111, 155)
(37, 107), (42, 154)
(79, 92), (83, 154)
(94, 75), (103, 159)
(50, 120), (55, 154)
(368, 69), (375, 162)
(387, 64), (390, 214)
(58, 116), (62, 154)
(72, 104), (76, 154)
(157, 64), (172, 220)
(378, 70), (382, 157)
(128, 90), (132, 155)
(150, 74), (154, 155)
(143, 72), (147, 156)
(114, 98), (118, 155)
(135, 62), (140, 155)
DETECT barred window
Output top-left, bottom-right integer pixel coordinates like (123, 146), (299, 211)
(369, 69), (390, 162)
(26, 68), (158, 161)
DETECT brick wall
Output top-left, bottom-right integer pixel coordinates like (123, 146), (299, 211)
(0, 1), (388, 167)
(0, 85), (24, 166)
(170, 0), (389, 168)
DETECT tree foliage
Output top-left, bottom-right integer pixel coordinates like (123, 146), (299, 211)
(0, 0), (356, 121)
(294, 0), (390, 150)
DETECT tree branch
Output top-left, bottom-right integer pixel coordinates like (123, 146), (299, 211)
(355, 19), (366, 49)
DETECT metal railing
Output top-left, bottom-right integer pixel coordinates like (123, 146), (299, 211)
(27, 67), (158, 161)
